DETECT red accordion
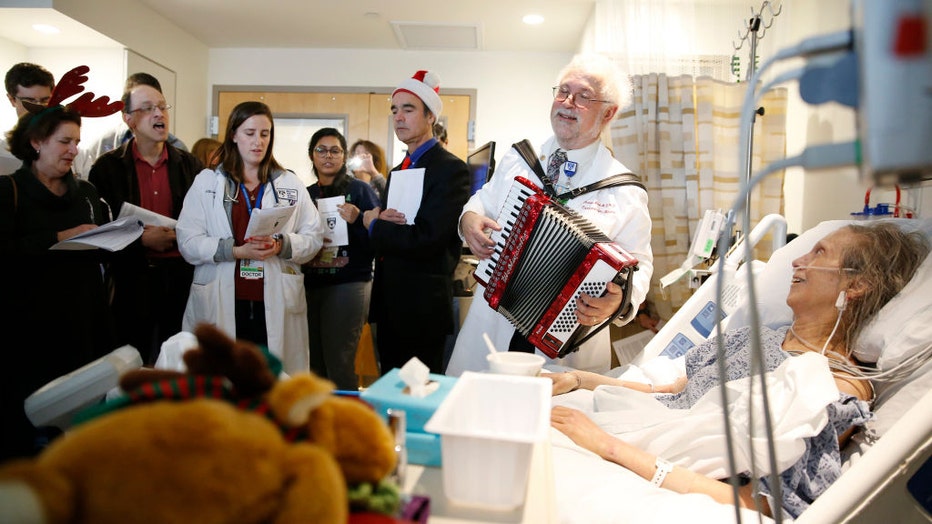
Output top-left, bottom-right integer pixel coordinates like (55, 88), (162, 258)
(474, 176), (639, 359)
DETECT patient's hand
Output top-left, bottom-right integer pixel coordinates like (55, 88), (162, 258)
(653, 376), (688, 394)
(549, 372), (579, 396)
(551, 406), (611, 456)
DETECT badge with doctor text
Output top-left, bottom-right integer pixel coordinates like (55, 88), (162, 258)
(240, 259), (264, 279)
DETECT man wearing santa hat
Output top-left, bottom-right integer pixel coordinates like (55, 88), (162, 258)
(363, 70), (470, 375)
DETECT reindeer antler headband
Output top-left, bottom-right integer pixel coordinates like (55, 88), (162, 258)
(24, 65), (124, 123)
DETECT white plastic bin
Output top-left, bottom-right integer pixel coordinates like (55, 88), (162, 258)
(424, 371), (551, 510)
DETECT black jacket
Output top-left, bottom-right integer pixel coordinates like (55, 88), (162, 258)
(369, 143), (470, 336)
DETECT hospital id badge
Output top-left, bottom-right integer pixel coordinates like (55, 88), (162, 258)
(240, 259), (264, 280)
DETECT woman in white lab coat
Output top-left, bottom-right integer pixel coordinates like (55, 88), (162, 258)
(177, 101), (323, 374)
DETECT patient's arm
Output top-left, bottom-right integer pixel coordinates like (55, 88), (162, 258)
(551, 406), (772, 516)
(549, 371), (686, 396)
(833, 371), (873, 447)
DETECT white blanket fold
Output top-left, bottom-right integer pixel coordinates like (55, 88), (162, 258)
(555, 352), (837, 478)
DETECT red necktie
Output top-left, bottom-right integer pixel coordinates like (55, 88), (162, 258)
(401, 155), (412, 170)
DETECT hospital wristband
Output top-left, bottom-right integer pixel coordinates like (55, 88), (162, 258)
(570, 372), (582, 392)
(650, 457), (673, 488)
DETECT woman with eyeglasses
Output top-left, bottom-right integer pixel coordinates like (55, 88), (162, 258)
(303, 128), (380, 390)
(176, 101), (323, 374)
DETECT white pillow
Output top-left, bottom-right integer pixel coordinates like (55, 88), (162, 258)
(856, 220), (932, 367)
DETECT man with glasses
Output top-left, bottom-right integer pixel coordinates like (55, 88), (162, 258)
(88, 73), (203, 364)
(74, 73), (188, 178)
(447, 54), (654, 376)
(2, 63), (55, 174)
(362, 70), (470, 375)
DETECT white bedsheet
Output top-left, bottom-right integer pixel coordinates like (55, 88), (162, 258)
(548, 352), (837, 523)
(550, 433), (773, 524)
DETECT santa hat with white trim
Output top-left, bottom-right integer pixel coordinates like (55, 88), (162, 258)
(393, 70), (443, 117)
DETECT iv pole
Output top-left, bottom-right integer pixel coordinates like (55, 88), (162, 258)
(733, 1), (781, 239)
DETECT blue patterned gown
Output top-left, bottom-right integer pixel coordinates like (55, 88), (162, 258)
(655, 325), (871, 519)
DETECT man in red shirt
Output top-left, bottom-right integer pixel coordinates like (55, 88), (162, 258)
(89, 73), (203, 364)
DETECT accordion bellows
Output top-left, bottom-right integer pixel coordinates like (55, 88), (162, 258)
(475, 176), (638, 358)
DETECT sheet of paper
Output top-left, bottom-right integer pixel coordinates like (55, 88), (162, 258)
(386, 167), (425, 225)
(117, 202), (177, 228)
(50, 216), (144, 252)
(243, 204), (296, 239)
(317, 195), (348, 246)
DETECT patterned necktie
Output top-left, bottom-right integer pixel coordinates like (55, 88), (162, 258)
(547, 149), (566, 184)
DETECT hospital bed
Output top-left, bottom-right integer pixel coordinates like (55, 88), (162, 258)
(548, 217), (932, 523)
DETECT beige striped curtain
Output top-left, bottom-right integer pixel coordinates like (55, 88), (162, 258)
(611, 74), (787, 312)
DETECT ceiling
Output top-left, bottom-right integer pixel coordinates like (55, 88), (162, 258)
(0, 1), (599, 53)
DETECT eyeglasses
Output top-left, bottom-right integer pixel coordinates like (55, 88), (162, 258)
(128, 104), (172, 115)
(15, 96), (51, 105)
(552, 86), (612, 108)
(313, 146), (344, 158)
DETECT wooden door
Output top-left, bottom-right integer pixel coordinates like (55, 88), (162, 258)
(217, 90), (472, 167)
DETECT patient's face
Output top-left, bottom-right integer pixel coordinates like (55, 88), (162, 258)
(787, 228), (857, 316)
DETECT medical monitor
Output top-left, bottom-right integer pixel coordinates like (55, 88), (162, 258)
(466, 141), (496, 195)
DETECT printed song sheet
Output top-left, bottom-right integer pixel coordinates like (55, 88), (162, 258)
(50, 216), (144, 252)
(317, 196), (348, 246)
(386, 167), (425, 225)
(118, 202), (177, 228)
(243, 205), (296, 239)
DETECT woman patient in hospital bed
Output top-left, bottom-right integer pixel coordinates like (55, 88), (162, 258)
(547, 222), (929, 519)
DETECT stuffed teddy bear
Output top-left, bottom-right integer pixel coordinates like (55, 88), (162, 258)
(0, 324), (399, 524)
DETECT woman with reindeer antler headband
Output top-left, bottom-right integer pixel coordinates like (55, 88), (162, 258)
(0, 66), (124, 460)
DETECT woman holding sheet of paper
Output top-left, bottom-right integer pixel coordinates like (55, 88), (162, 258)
(303, 128), (380, 390)
(0, 103), (116, 459)
(177, 101), (323, 374)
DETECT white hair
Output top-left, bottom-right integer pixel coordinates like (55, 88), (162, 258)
(557, 54), (632, 109)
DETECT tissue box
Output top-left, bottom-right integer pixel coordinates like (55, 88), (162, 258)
(407, 431), (442, 467)
(360, 368), (456, 466)
(360, 368), (457, 433)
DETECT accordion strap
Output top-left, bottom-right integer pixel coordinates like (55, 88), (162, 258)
(557, 173), (645, 201)
(512, 139), (557, 197)
(511, 140), (645, 202)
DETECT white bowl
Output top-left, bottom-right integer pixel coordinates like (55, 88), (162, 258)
(486, 352), (545, 376)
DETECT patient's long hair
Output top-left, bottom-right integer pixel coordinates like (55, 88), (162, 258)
(839, 222), (929, 351)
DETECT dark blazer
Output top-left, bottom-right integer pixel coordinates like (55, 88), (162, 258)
(369, 143), (470, 338)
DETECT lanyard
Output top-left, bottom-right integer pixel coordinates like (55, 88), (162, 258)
(240, 182), (266, 215)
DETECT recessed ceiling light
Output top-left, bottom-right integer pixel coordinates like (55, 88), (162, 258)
(32, 24), (61, 34)
(523, 14), (544, 25)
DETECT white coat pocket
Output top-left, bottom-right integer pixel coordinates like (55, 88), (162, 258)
(184, 279), (220, 329)
(282, 272), (307, 314)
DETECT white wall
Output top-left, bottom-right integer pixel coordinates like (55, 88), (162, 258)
(52, 0), (209, 147)
(0, 38), (124, 149)
(209, 48), (572, 162)
(772, 0), (931, 232)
